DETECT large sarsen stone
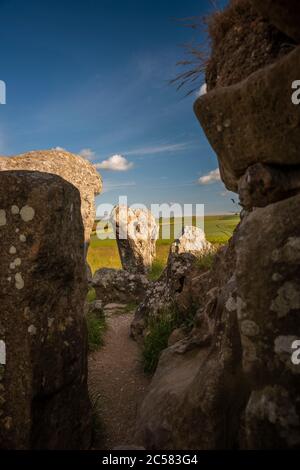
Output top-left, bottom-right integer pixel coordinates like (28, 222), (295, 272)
(194, 46), (300, 191)
(0, 150), (102, 242)
(0, 171), (92, 449)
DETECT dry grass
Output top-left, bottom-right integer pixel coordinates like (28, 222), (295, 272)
(170, 0), (253, 94)
(208, 0), (252, 47)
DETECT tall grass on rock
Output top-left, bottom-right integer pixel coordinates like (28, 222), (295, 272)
(142, 308), (179, 374)
(86, 311), (106, 352)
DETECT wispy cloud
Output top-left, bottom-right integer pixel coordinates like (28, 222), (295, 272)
(198, 168), (221, 185)
(101, 180), (136, 194)
(79, 148), (96, 161)
(95, 154), (134, 171)
(122, 142), (192, 157)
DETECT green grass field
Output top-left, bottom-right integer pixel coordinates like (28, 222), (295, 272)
(87, 215), (239, 279)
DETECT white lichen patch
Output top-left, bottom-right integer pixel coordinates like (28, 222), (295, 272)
(226, 295), (237, 312)
(271, 282), (300, 318)
(0, 210), (7, 226)
(240, 320), (260, 337)
(248, 386), (300, 447)
(0, 340), (6, 365)
(15, 272), (24, 290)
(272, 272), (283, 282)
(28, 325), (37, 336)
(20, 205), (35, 222)
(9, 246), (17, 255)
(274, 335), (298, 355)
(11, 205), (19, 215)
(19, 234), (26, 242)
(9, 258), (21, 269)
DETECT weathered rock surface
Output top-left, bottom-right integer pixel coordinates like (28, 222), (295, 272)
(251, 0), (300, 43)
(172, 226), (212, 255)
(195, 45), (300, 191)
(112, 205), (158, 274)
(86, 263), (93, 286)
(85, 300), (103, 318)
(131, 241), (215, 343)
(136, 0), (300, 451)
(238, 163), (300, 210)
(136, 196), (300, 448)
(0, 171), (92, 449)
(235, 196), (300, 448)
(206, 0), (293, 91)
(0, 150), (102, 242)
(92, 268), (149, 305)
(135, 232), (249, 449)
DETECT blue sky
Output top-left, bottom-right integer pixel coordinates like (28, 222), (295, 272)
(0, 0), (235, 214)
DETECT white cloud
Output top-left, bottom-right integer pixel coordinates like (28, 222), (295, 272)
(53, 146), (66, 151)
(196, 83), (207, 98)
(198, 168), (221, 185)
(79, 148), (96, 161)
(95, 154), (134, 171)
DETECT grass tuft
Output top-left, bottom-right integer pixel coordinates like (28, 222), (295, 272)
(148, 259), (165, 281)
(87, 287), (97, 303)
(86, 311), (106, 352)
(195, 247), (218, 271)
(142, 309), (178, 374)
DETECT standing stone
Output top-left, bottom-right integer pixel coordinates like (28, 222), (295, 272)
(0, 171), (92, 449)
(112, 205), (158, 274)
(0, 149), (102, 243)
(235, 196), (300, 448)
(250, 0), (300, 43)
(131, 228), (214, 342)
(194, 45), (300, 191)
(172, 226), (212, 255)
(135, 234), (248, 449)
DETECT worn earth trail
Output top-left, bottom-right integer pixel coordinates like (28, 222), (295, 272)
(88, 311), (150, 450)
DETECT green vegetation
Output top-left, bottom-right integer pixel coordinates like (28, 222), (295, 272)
(86, 311), (106, 352)
(87, 215), (239, 277)
(124, 302), (139, 313)
(149, 259), (165, 281)
(195, 248), (218, 271)
(142, 309), (178, 374)
(86, 288), (106, 352)
(142, 303), (201, 374)
(87, 287), (97, 303)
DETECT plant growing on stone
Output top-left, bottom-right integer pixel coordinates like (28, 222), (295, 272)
(86, 310), (106, 352)
(142, 307), (179, 373)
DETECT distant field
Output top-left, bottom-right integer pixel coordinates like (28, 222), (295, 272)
(87, 214), (239, 279)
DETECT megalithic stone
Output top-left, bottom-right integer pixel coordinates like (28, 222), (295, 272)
(0, 150), (102, 243)
(0, 171), (92, 449)
(112, 205), (159, 275)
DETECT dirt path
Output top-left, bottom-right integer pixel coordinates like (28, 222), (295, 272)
(88, 311), (150, 450)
